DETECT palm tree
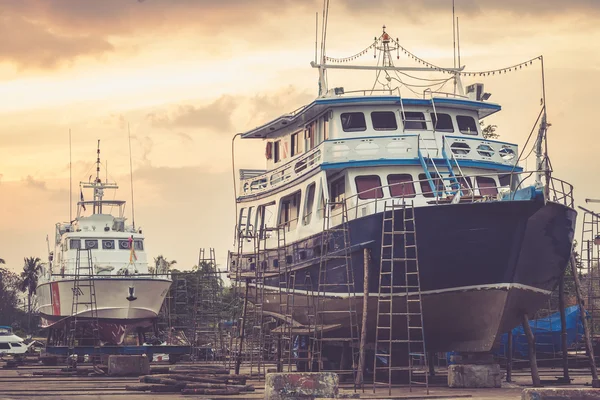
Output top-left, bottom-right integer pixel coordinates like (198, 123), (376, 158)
(154, 255), (177, 274)
(19, 257), (42, 332)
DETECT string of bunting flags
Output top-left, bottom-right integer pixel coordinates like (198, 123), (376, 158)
(324, 33), (543, 77)
(325, 41), (378, 63)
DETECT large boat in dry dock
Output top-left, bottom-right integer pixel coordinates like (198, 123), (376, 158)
(228, 27), (576, 357)
(36, 142), (172, 345)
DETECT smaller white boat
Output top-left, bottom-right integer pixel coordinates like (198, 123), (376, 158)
(0, 326), (30, 356)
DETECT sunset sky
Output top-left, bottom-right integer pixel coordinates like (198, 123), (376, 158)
(0, 0), (598, 274)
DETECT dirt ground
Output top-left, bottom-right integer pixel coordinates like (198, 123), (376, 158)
(0, 361), (597, 399)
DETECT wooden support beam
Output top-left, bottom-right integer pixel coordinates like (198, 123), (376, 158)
(356, 248), (370, 388)
(506, 331), (513, 383)
(522, 313), (541, 387)
(558, 272), (571, 383)
(235, 280), (250, 375)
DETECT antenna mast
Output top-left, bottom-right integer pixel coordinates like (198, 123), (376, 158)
(128, 123), (136, 230)
(69, 129), (72, 222)
(317, 0), (330, 96)
(452, 0), (456, 94)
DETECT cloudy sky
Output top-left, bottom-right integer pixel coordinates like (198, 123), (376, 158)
(0, 0), (598, 274)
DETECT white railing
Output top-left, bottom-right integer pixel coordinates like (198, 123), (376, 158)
(444, 135), (518, 167)
(239, 134), (519, 198)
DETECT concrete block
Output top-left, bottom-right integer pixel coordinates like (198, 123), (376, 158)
(448, 363), (501, 388)
(264, 372), (339, 400)
(107, 355), (150, 377)
(522, 388), (600, 400)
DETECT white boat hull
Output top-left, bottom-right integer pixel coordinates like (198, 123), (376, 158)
(36, 277), (171, 344)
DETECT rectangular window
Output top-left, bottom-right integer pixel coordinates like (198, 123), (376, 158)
(476, 176), (498, 196)
(330, 177), (346, 205)
(273, 141), (281, 163)
(371, 111), (397, 131)
(134, 240), (144, 251)
(431, 113), (454, 132)
(69, 239), (80, 250)
(499, 174), (513, 187)
(291, 132), (299, 157)
(340, 112), (366, 132)
(355, 175), (383, 199)
(457, 115), (478, 135)
(119, 239), (131, 250)
(402, 112), (427, 130)
(323, 116), (329, 140)
(387, 174), (416, 198)
(102, 240), (115, 250)
(278, 191), (302, 231)
(0, 343), (9, 349)
(305, 123), (316, 150)
(10, 343), (22, 347)
(418, 173), (444, 198)
(257, 202), (277, 236)
(85, 239), (98, 249)
(303, 183), (316, 225)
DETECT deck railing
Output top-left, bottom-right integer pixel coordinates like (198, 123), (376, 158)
(239, 134), (519, 198)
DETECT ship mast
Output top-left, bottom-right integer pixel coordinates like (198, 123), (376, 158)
(311, 26), (464, 97)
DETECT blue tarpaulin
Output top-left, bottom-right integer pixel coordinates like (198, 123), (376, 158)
(495, 305), (586, 358)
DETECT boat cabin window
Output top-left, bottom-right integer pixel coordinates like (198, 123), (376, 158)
(305, 122), (316, 150)
(273, 141), (281, 163)
(340, 112), (366, 132)
(102, 240), (115, 250)
(291, 132), (300, 157)
(402, 112), (427, 130)
(476, 176), (498, 196)
(10, 342), (22, 347)
(355, 175), (383, 199)
(431, 113), (454, 132)
(418, 173), (444, 198)
(330, 177), (346, 206)
(499, 174), (513, 188)
(303, 183), (316, 225)
(457, 115), (478, 135)
(85, 239), (98, 250)
(371, 111), (397, 131)
(322, 114), (329, 140)
(134, 240), (144, 251)
(0, 343), (9, 349)
(387, 174), (416, 198)
(69, 239), (80, 250)
(279, 191), (302, 231)
(119, 239), (131, 250)
(257, 202), (277, 235)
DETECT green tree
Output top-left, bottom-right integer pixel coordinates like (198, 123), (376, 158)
(480, 120), (499, 140)
(19, 257), (42, 332)
(154, 255), (177, 274)
(0, 267), (24, 327)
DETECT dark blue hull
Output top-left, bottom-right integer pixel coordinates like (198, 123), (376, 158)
(235, 199), (576, 352)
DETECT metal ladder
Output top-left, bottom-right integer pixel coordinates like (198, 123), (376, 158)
(282, 271), (315, 372)
(68, 248), (100, 363)
(312, 200), (360, 390)
(248, 229), (268, 378)
(373, 201), (428, 395)
(192, 248), (224, 362)
(580, 208), (600, 338)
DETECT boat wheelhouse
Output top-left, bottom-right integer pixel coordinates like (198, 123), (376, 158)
(36, 142), (172, 345)
(229, 27), (576, 355)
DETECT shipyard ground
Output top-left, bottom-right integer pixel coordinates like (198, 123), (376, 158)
(0, 362), (598, 399)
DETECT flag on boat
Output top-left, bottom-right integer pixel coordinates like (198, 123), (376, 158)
(129, 235), (137, 263)
(80, 189), (86, 211)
